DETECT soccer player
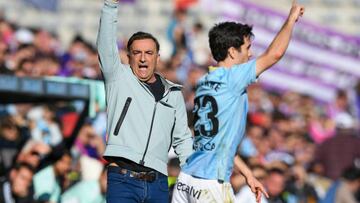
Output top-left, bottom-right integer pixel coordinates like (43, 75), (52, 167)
(172, 1), (305, 202)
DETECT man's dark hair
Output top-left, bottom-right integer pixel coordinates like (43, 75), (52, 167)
(13, 162), (35, 174)
(267, 167), (285, 176)
(208, 22), (253, 62)
(127, 31), (160, 53)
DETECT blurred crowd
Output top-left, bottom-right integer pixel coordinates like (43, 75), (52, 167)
(1, 6), (360, 203)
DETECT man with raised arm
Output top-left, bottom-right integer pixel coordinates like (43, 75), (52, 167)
(172, 1), (305, 202)
(97, 0), (193, 202)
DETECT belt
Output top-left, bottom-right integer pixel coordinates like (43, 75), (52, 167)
(108, 165), (163, 182)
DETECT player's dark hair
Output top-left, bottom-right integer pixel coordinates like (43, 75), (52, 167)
(127, 31), (160, 53)
(208, 22), (253, 62)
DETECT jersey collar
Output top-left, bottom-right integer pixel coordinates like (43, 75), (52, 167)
(209, 66), (219, 72)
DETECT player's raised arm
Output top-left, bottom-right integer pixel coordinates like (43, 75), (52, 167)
(96, 0), (123, 75)
(256, 0), (304, 76)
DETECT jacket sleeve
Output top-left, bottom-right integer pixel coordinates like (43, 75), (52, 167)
(96, 0), (124, 82)
(172, 91), (194, 167)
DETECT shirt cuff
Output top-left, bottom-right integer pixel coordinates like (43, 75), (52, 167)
(104, 0), (118, 8)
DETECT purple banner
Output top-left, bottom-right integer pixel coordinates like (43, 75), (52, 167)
(22, 0), (58, 11)
(225, 0), (360, 59)
(220, 0), (360, 102)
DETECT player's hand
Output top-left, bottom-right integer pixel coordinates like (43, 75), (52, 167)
(246, 175), (269, 203)
(288, 0), (305, 23)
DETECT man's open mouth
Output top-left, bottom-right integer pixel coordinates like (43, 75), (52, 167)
(139, 65), (148, 69)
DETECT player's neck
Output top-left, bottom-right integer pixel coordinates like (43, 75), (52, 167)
(217, 61), (235, 69)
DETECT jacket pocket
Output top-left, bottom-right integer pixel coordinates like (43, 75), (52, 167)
(155, 102), (175, 152)
(114, 97), (132, 135)
(168, 117), (176, 152)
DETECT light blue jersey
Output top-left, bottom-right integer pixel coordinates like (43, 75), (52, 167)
(182, 60), (257, 182)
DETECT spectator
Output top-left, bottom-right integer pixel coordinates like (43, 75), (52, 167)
(239, 125), (264, 158)
(28, 105), (63, 146)
(10, 44), (37, 74)
(14, 58), (35, 77)
(0, 116), (30, 178)
(235, 165), (268, 203)
(167, 8), (188, 56)
(321, 166), (360, 203)
(188, 22), (210, 66)
(33, 151), (72, 203)
(265, 168), (296, 203)
(327, 90), (352, 119)
(61, 166), (107, 203)
(334, 166), (360, 203)
(74, 124), (105, 160)
(32, 29), (59, 57)
(35, 56), (61, 76)
(308, 112), (336, 145)
(286, 164), (318, 203)
(0, 19), (14, 45)
(0, 162), (36, 203)
(307, 161), (332, 200)
(15, 141), (49, 169)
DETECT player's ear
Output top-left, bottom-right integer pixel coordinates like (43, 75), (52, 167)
(228, 47), (237, 59)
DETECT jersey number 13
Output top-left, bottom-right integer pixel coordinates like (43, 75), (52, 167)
(193, 96), (219, 137)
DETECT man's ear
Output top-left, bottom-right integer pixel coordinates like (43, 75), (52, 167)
(156, 53), (160, 64)
(228, 47), (237, 59)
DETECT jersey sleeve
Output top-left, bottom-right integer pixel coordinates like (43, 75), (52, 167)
(228, 59), (257, 93)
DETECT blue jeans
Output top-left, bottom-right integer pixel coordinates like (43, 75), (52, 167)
(106, 166), (169, 203)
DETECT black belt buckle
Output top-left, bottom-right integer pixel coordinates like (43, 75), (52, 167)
(134, 171), (156, 182)
(111, 165), (158, 182)
(145, 171), (156, 182)
(128, 170), (157, 182)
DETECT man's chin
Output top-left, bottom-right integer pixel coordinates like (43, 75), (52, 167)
(135, 71), (155, 82)
(139, 77), (151, 82)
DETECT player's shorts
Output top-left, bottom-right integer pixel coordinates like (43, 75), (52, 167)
(171, 172), (235, 203)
